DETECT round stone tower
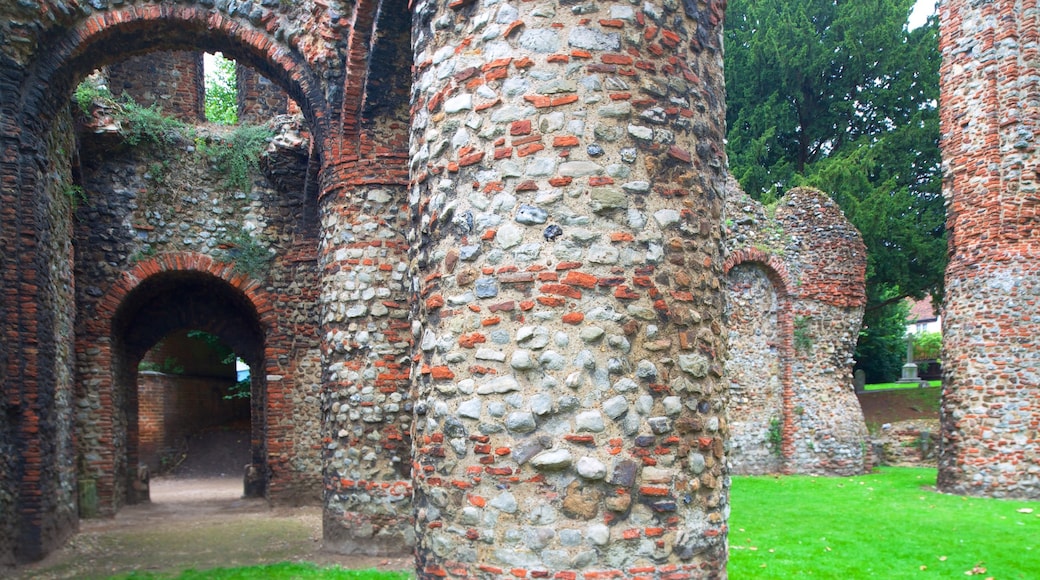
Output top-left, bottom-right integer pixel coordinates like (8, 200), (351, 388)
(408, 0), (731, 577)
(938, 0), (1040, 499)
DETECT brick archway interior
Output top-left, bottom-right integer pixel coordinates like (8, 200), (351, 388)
(107, 270), (267, 503)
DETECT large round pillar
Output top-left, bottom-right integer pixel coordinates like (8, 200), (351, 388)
(409, 1), (730, 576)
(938, 0), (1040, 499)
(319, 160), (415, 554)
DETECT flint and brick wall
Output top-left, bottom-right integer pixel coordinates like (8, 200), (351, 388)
(938, 0), (1040, 499)
(107, 51), (205, 122)
(408, 0), (730, 576)
(724, 183), (869, 476)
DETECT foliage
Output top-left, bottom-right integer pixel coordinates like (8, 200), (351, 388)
(793, 315), (813, 353)
(185, 330), (251, 400)
(115, 564), (410, 579)
(205, 53), (238, 125)
(855, 287), (912, 383)
(912, 330), (942, 361)
(62, 183), (87, 211)
(725, 1), (947, 380)
(766, 417), (783, 457)
(219, 229), (273, 277)
(203, 124), (274, 192)
(74, 77), (112, 114)
(119, 98), (187, 148)
(73, 77), (187, 148)
(730, 468), (1040, 577)
(138, 357), (185, 375)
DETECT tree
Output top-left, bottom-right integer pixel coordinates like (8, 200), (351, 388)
(725, 0), (946, 381)
(205, 53), (237, 125)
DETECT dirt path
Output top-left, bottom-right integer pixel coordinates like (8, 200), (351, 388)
(12, 477), (413, 579)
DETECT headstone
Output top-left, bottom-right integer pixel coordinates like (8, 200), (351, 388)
(853, 369), (866, 392)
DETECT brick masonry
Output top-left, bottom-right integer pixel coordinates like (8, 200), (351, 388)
(938, 0), (1040, 499)
(723, 181), (869, 476)
(107, 51), (205, 122)
(1, 0), (1025, 573)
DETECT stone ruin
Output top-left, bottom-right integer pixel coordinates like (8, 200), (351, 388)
(723, 179), (869, 476)
(937, 0), (1040, 499)
(2, 0), (1038, 575)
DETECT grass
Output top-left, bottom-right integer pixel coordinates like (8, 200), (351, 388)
(729, 467), (1040, 578)
(113, 563), (409, 579)
(863, 379), (941, 391)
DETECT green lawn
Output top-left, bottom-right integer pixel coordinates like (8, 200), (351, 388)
(863, 379), (941, 391)
(729, 467), (1040, 578)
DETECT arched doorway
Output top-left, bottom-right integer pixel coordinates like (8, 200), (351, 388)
(109, 270), (267, 505)
(725, 261), (786, 474)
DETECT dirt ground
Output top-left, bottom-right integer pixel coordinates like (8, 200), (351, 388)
(12, 476), (413, 579)
(11, 428), (413, 579)
(856, 386), (942, 428)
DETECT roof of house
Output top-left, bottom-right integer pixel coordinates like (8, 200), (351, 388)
(908, 298), (939, 323)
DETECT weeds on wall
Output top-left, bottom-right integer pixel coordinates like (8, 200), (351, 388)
(74, 77), (189, 149)
(794, 315), (813, 353)
(200, 124), (275, 193)
(62, 184), (88, 211)
(220, 229), (273, 277)
(767, 417), (783, 457)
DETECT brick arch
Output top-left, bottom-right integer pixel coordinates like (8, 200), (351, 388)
(92, 252), (275, 340)
(21, 3), (332, 149)
(723, 247), (794, 298)
(78, 252), (285, 513)
(723, 249), (798, 466)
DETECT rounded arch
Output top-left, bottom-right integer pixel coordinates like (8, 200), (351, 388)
(81, 252), (280, 510)
(723, 247), (794, 299)
(21, 4), (332, 149)
(723, 248), (798, 470)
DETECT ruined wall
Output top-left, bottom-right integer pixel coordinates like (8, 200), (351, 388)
(107, 51), (205, 122)
(408, 0), (730, 577)
(724, 262), (783, 474)
(320, 2), (415, 555)
(72, 113), (322, 508)
(724, 182), (869, 476)
(237, 65), (292, 124)
(938, 0), (1040, 499)
(0, 0), (341, 565)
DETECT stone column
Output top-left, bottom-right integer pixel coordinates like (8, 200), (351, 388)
(319, 161), (415, 554)
(938, 0), (1040, 499)
(409, 1), (730, 577)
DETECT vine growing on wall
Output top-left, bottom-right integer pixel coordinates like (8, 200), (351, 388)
(74, 77), (189, 149)
(794, 315), (814, 353)
(767, 417), (784, 457)
(219, 229), (273, 277)
(199, 124), (275, 192)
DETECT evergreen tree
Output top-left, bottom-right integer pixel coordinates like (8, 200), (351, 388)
(725, 0), (945, 381)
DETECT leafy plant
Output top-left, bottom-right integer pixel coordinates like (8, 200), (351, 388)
(62, 183), (87, 210)
(205, 52), (238, 125)
(138, 357), (185, 375)
(767, 417), (783, 457)
(912, 331), (942, 361)
(185, 329), (251, 399)
(74, 77), (112, 114)
(220, 229), (273, 277)
(793, 315), (813, 353)
(205, 124), (274, 192)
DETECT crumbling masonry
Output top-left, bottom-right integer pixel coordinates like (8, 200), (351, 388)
(1, 0), (732, 575)
(938, 0), (1040, 499)
(723, 180), (868, 476)
(2, 0), (1034, 574)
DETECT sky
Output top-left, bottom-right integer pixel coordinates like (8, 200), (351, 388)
(909, 0), (937, 29)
